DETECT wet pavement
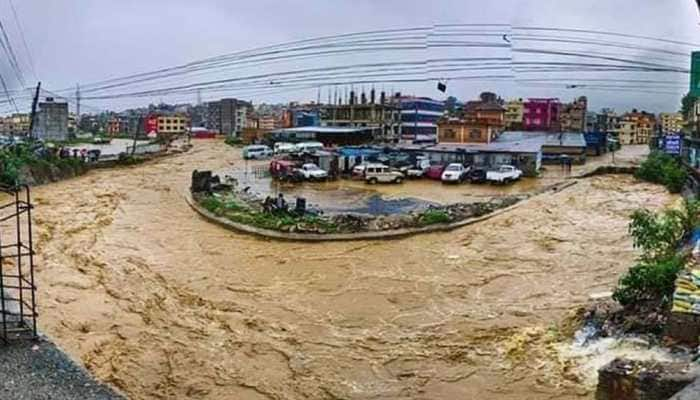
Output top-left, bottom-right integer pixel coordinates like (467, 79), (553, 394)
(31, 140), (671, 399)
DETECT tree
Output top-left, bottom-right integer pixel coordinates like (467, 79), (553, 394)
(445, 96), (459, 115)
(681, 91), (697, 119)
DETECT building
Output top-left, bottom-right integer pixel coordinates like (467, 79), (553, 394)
(156, 114), (189, 136)
(0, 113), (30, 135)
(614, 111), (657, 145)
(394, 96), (444, 143)
(504, 99), (524, 130)
(206, 98), (249, 137)
(585, 111), (599, 133)
(270, 126), (374, 146)
(523, 98), (561, 132)
(258, 115), (276, 130)
(35, 97), (69, 141)
(321, 91), (401, 143)
(560, 96), (587, 132)
(659, 112), (684, 135)
(437, 118), (501, 144)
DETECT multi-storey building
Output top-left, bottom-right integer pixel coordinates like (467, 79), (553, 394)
(35, 97), (69, 141)
(156, 114), (189, 135)
(206, 98), (249, 137)
(394, 96), (444, 143)
(504, 99), (524, 130)
(0, 113), (30, 135)
(659, 112), (684, 135)
(585, 111), (599, 133)
(560, 96), (588, 132)
(321, 91), (401, 142)
(523, 98), (561, 132)
(437, 93), (505, 144)
(614, 111), (657, 145)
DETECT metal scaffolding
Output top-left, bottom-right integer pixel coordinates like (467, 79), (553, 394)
(0, 184), (37, 342)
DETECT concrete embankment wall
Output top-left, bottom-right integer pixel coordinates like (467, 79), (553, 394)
(186, 180), (578, 242)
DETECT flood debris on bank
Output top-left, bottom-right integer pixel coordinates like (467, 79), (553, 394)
(191, 169), (526, 235)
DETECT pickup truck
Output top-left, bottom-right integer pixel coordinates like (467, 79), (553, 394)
(296, 163), (328, 181)
(400, 158), (431, 178)
(441, 163), (469, 183)
(486, 165), (523, 184)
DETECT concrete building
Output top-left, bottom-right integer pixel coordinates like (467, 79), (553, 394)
(614, 111), (657, 145)
(437, 118), (501, 144)
(206, 98), (249, 137)
(0, 113), (30, 135)
(321, 92), (401, 143)
(394, 96), (444, 143)
(504, 99), (524, 130)
(157, 114), (189, 135)
(659, 112), (684, 135)
(258, 115), (276, 130)
(523, 98), (561, 132)
(585, 111), (599, 133)
(560, 96), (587, 132)
(35, 97), (69, 141)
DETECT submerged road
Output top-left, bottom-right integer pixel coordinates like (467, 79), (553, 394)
(32, 140), (671, 399)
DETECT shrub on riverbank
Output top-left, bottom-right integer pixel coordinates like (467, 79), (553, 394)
(200, 195), (339, 233)
(0, 145), (86, 187)
(613, 199), (699, 306)
(635, 151), (687, 193)
(417, 209), (451, 226)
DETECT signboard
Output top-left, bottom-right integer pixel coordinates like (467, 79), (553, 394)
(664, 134), (682, 155)
(691, 51), (700, 97)
(145, 115), (158, 136)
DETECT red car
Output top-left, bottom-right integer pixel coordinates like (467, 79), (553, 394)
(424, 164), (446, 180)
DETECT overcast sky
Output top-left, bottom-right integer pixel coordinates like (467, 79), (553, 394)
(1, 0), (700, 114)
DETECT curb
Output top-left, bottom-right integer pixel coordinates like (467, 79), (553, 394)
(185, 180), (578, 242)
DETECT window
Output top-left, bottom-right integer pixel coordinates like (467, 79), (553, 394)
(469, 129), (481, 139)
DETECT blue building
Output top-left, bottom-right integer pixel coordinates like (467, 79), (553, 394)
(397, 97), (445, 144)
(294, 111), (320, 127)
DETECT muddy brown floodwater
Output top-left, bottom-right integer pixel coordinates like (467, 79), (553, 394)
(32, 140), (672, 400)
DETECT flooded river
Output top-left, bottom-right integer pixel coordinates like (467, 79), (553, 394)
(32, 140), (672, 399)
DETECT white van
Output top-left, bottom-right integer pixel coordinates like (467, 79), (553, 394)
(274, 142), (296, 154)
(294, 141), (324, 153)
(242, 145), (273, 160)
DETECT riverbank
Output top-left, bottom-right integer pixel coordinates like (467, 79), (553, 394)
(0, 338), (124, 400)
(188, 179), (576, 241)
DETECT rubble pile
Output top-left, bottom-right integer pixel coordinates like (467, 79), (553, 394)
(596, 358), (697, 400)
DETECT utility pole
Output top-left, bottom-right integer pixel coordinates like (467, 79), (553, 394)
(75, 83), (81, 123)
(28, 81), (41, 140)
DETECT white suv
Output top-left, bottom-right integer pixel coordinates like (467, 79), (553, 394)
(364, 164), (404, 184)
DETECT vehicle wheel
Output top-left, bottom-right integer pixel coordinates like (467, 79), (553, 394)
(395, 177), (403, 184)
(368, 178), (378, 184)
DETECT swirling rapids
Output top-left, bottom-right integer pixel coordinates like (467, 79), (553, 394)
(31, 140), (672, 400)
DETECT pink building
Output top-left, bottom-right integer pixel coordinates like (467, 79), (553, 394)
(523, 98), (561, 132)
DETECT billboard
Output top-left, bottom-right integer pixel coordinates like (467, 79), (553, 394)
(145, 115), (158, 136)
(691, 51), (700, 97)
(664, 134), (682, 155)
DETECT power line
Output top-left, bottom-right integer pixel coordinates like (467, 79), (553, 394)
(7, 0), (36, 80)
(0, 17), (25, 87)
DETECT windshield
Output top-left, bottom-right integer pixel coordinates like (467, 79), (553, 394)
(446, 165), (461, 171)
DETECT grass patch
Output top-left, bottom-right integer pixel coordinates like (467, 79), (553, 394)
(224, 136), (244, 147)
(417, 209), (451, 226)
(199, 195), (338, 233)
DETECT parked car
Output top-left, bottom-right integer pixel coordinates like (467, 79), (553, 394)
(351, 164), (368, 180)
(242, 144), (273, 159)
(273, 142), (296, 154)
(400, 157), (431, 178)
(296, 163), (328, 181)
(425, 164), (447, 180)
(441, 163), (470, 183)
(295, 141), (324, 153)
(486, 165), (523, 184)
(467, 168), (487, 184)
(364, 163), (404, 184)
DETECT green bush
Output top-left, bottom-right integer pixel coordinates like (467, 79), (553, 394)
(635, 151), (687, 193)
(613, 199), (700, 306)
(418, 209), (451, 226)
(613, 255), (685, 306)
